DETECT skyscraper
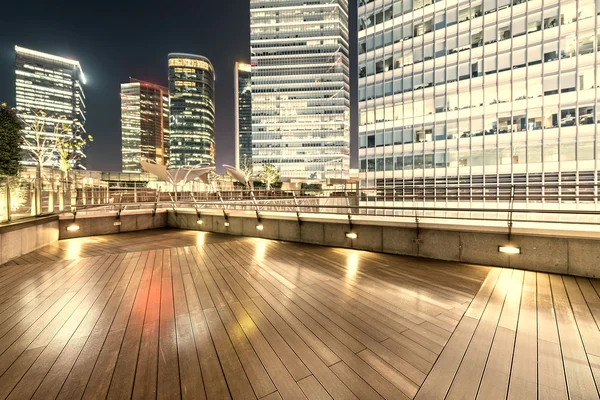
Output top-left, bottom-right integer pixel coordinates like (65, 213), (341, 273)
(358, 0), (598, 205)
(235, 62), (252, 170)
(120, 78), (170, 173)
(15, 46), (87, 169)
(250, 0), (350, 180)
(168, 53), (215, 168)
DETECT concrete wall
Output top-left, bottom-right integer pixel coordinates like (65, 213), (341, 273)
(59, 210), (167, 240)
(0, 216), (59, 264)
(168, 210), (600, 279)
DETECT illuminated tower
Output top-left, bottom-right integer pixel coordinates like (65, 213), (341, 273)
(235, 62), (252, 169)
(168, 53), (215, 167)
(358, 0), (599, 205)
(120, 78), (170, 172)
(250, 0), (350, 180)
(15, 46), (87, 169)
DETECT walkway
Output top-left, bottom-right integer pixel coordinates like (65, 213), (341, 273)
(0, 229), (598, 399)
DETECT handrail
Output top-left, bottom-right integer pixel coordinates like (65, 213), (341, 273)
(68, 200), (600, 216)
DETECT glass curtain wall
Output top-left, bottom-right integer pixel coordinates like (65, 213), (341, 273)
(120, 79), (170, 173)
(358, 0), (599, 206)
(15, 46), (87, 169)
(168, 54), (216, 168)
(235, 62), (253, 169)
(251, 0), (351, 180)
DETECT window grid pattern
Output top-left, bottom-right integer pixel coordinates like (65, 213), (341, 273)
(121, 79), (170, 173)
(168, 54), (216, 168)
(358, 0), (600, 204)
(251, 0), (351, 180)
(15, 47), (87, 170)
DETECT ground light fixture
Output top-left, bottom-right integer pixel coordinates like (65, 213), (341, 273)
(498, 245), (521, 254)
(345, 232), (358, 239)
(256, 224), (264, 230)
(66, 224), (80, 232)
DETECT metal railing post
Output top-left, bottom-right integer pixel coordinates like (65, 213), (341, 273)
(292, 191), (302, 225)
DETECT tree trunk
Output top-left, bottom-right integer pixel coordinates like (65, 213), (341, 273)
(35, 163), (42, 216)
(5, 178), (11, 222)
(59, 170), (65, 211)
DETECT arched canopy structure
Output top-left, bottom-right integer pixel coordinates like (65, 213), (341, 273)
(223, 164), (248, 186)
(140, 160), (214, 185)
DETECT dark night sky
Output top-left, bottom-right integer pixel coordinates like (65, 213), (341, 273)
(0, 0), (357, 173)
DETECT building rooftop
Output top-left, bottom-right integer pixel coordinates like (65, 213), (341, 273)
(1, 229), (599, 399)
(15, 45), (85, 80)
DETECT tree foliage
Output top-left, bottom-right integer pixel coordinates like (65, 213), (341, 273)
(258, 162), (280, 190)
(57, 126), (93, 173)
(20, 110), (68, 170)
(20, 110), (92, 173)
(239, 155), (254, 186)
(0, 103), (24, 177)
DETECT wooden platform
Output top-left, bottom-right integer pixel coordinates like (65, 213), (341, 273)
(0, 229), (598, 399)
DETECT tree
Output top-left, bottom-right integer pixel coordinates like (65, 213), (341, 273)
(0, 104), (23, 178)
(0, 103), (24, 221)
(57, 125), (93, 174)
(20, 110), (70, 215)
(258, 162), (280, 191)
(239, 154), (254, 187)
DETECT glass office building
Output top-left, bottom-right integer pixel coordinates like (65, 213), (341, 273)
(235, 62), (253, 169)
(358, 0), (599, 205)
(120, 78), (170, 173)
(250, 0), (351, 180)
(168, 53), (215, 167)
(15, 46), (87, 169)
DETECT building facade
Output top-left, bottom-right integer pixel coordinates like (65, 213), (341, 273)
(120, 78), (170, 173)
(235, 62), (253, 170)
(250, 0), (351, 180)
(168, 53), (216, 168)
(358, 0), (599, 205)
(15, 46), (87, 169)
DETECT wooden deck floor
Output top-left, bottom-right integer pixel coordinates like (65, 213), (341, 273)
(0, 229), (598, 399)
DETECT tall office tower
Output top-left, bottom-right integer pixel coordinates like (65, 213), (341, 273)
(15, 46), (87, 169)
(234, 62), (252, 170)
(358, 0), (599, 205)
(168, 53), (216, 168)
(120, 78), (170, 173)
(250, 0), (351, 180)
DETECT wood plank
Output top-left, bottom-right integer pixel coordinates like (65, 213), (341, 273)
(297, 375), (331, 400)
(507, 271), (538, 399)
(202, 307), (257, 400)
(181, 268), (230, 399)
(241, 298), (357, 400)
(446, 269), (513, 400)
(329, 361), (384, 400)
(549, 274), (598, 399)
(229, 301), (306, 399)
(56, 252), (147, 400)
(476, 270), (524, 400)
(157, 249), (182, 400)
(5, 253), (131, 400)
(536, 273), (568, 400)
(0, 230), (534, 400)
(416, 268), (503, 400)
